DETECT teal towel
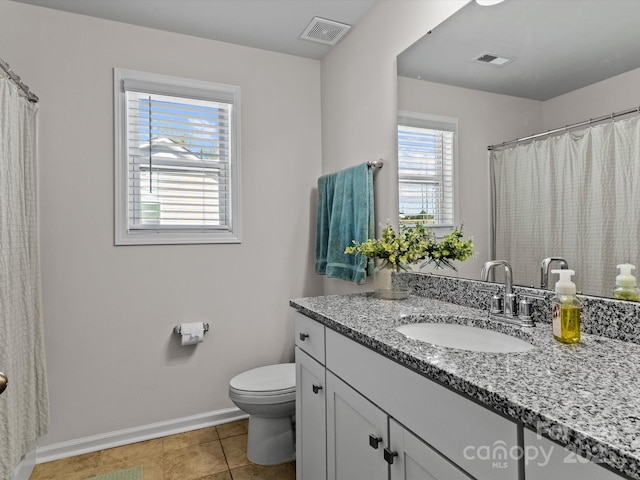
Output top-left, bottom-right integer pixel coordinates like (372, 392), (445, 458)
(315, 163), (374, 284)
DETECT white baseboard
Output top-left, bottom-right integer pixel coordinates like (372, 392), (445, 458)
(34, 407), (248, 465)
(12, 448), (37, 480)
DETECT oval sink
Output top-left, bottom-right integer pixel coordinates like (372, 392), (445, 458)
(395, 323), (534, 353)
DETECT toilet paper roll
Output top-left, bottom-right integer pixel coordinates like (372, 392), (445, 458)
(179, 322), (205, 346)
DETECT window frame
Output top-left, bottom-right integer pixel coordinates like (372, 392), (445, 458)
(397, 111), (458, 236)
(114, 68), (241, 245)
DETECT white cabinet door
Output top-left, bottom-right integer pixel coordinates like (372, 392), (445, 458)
(389, 419), (473, 480)
(326, 371), (388, 480)
(296, 347), (327, 480)
(523, 428), (625, 480)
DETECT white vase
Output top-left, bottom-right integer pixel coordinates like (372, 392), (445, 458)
(373, 261), (409, 300)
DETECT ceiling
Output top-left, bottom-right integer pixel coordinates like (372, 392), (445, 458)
(10, 0), (379, 60)
(397, 0), (640, 101)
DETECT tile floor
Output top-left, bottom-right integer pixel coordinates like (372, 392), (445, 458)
(29, 420), (296, 480)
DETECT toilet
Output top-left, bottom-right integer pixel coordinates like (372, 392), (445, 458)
(228, 363), (296, 465)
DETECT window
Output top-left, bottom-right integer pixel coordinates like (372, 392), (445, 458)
(114, 69), (241, 245)
(397, 112), (457, 232)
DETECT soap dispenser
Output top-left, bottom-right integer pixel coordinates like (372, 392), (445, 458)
(614, 264), (639, 301)
(551, 269), (580, 344)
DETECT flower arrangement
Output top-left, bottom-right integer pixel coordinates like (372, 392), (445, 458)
(420, 227), (475, 270)
(344, 224), (474, 271)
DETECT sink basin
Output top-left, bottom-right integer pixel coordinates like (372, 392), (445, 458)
(395, 323), (534, 353)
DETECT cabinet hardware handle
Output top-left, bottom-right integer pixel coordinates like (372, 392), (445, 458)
(0, 372), (7, 395)
(312, 384), (323, 394)
(369, 434), (382, 449)
(299, 333), (309, 341)
(383, 448), (398, 465)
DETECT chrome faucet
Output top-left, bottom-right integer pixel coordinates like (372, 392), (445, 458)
(481, 260), (517, 317)
(540, 257), (568, 289)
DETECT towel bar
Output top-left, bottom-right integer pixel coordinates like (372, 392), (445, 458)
(173, 323), (210, 335)
(367, 159), (384, 169)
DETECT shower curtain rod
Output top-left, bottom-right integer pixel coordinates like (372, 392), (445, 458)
(487, 105), (640, 151)
(0, 57), (39, 103)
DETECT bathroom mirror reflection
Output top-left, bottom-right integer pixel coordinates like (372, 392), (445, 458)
(397, 0), (640, 298)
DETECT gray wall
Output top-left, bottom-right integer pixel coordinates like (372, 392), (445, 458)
(0, 1), (323, 447)
(543, 67), (640, 129)
(320, 0), (469, 296)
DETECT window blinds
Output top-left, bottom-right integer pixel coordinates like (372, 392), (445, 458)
(398, 125), (454, 228)
(126, 91), (232, 230)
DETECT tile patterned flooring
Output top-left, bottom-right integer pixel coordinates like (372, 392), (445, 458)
(29, 420), (296, 480)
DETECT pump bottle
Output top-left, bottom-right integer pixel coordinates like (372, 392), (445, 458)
(614, 264), (639, 301)
(551, 269), (580, 344)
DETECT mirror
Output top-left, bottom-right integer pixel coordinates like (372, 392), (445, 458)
(397, 0), (640, 298)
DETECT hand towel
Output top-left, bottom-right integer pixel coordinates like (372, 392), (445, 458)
(315, 163), (374, 284)
(315, 172), (334, 275)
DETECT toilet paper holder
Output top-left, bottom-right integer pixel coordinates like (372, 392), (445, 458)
(173, 323), (210, 335)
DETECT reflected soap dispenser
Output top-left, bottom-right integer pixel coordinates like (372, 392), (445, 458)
(551, 269), (580, 344)
(614, 264), (639, 301)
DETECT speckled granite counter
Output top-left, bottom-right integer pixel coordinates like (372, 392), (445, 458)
(290, 293), (640, 479)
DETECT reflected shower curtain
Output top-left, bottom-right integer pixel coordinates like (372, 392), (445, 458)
(491, 117), (640, 297)
(0, 76), (49, 477)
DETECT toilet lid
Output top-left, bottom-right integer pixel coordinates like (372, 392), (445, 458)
(229, 363), (295, 395)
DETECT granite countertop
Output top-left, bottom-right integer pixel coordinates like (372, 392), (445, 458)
(290, 293), (640, 479)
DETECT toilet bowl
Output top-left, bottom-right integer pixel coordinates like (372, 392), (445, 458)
(228, 363), (296, 465)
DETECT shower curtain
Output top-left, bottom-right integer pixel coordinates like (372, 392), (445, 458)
(491, 116), (640, 297)
(0, 75), (49, 478)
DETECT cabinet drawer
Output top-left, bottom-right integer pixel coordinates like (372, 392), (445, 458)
(326, 328), (518, 480)
(294, 312), (325, 364)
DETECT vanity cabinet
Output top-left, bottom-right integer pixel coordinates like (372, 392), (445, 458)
(523, 428), (625, 480)
(325, 327), (519, 480)
(293, 310), (520, 480)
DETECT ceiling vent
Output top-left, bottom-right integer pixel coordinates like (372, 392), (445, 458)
(474, 52), (515, 67)
(300, 17), (351, 46)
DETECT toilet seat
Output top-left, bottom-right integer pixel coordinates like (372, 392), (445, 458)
(229, 363), (295, 398)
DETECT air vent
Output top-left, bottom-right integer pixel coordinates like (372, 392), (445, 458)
(300, 17), (351, 46)
(474, 52), (515, 67)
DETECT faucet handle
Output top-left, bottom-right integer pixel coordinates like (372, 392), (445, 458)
(490, 294), (503, 314)
(517, 298), (535, 327)
(518, 298), (532, 318)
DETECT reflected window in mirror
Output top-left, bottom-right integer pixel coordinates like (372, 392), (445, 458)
(397, 111), (457, 235)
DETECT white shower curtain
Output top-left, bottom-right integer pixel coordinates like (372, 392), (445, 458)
(0, 76), (49, 478)
(491, 116), (640, 297)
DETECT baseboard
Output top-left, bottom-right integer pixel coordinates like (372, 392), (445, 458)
(34, 407), (248, 464)
(12, 448), (37, 480)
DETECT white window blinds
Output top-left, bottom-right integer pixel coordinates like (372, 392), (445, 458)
(398, 118), (456, 229)
(127, 92), (230, 229)
(115, 69), (241, 245)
